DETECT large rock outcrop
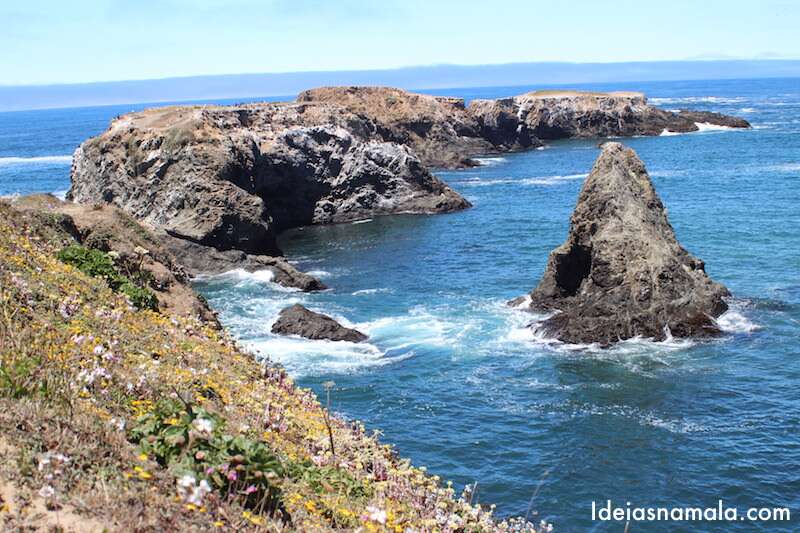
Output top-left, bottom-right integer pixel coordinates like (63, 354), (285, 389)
(69, 104), (470, 265)
(513, 142), (730, 345)
(68, 86), (747, 279)
(469, 90), (749, 145)
(271, 304), (368, 342)
(297, 86), (511, 167)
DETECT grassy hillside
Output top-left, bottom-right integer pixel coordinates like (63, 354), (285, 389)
(0, 199), (541, 532)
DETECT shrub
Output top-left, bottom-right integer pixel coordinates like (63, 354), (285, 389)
(57, 245), (158, 311)
(129, 398), (285, 513)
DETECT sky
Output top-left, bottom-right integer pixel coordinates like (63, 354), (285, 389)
(2, 0), (799, 86)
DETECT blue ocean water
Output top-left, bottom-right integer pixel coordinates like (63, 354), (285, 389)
(2, 78), (799, 531)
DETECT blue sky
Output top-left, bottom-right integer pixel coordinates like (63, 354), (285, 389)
(3, 0), (799, 86)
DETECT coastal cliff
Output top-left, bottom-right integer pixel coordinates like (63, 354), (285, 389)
(513, 143), (730, 345)
(469, 90), (750, 143)
(68, 95), (471, 267)
(69, 86), (748, 276)
(0, 198), (541, 532)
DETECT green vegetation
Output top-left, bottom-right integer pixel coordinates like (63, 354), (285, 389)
(0, 200), (542, 531)
(57, 244), (158, 310)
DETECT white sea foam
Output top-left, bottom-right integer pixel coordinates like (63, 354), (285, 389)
(242, 304), (475, 376)
(510, 294), (532, 309)
(520, 173), (587, 186)
(351, 288), (392, 296)
(767, 162), (800, 173)
(53, 190), (68, 200)
(246, 335), (389, 376)
(351, 218), (372, 225)
(694, 122), (740, 132)
(0, 155), (72, 166)
(474, 156), (508, 166)
(739, 107), (757, 113)
(306, 269), (332, 279)
(649, 96), (747, 105)
(457, 173), (586, 187)
(194, 268), (302, 293)
(356, 307), (465, 351)
(715, 307), (760, 334)
(196, 268), (275, 284)
(659, 129), (682, 136)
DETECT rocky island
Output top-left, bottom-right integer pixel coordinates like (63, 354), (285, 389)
(69, 86), (749, 282)
(512, 142), (730, 345)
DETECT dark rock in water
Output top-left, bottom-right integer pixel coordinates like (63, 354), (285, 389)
(271, 304), (368, 342)
(512, 142), (730, 345)
(675, 109), (751, 129)
(164, 237), (326, 292)
(469, 90), (750, 143)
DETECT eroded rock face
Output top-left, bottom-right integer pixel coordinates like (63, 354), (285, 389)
(271, 304), (368, 342)
(296, 86), (499, 168)
(69, 103), (471, 265)
(513, 143), (730, 345)
(69, 86), (747, 280)
(469, 90), (750, 144)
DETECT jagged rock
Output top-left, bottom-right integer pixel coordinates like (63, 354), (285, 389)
(164, 237), (326, 291)
(469, 90), (750, 144)
(271, 304), (368, 342)
(675, 110), (751, 129)
(68, 86), (747, 281)
(513, 143), (730, 345)
(69, 103), (471, 268)
(297, 86), (498, 168)
(256, 125), (470, 230)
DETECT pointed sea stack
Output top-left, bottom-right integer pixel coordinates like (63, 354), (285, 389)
(514, 142), (729, 345)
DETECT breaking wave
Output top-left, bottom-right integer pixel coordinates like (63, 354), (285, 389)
(455, 173), (586, 187)
(473, 156), (508, 166)
(650, 96), (748, 105)
(0, 155), (72, 166)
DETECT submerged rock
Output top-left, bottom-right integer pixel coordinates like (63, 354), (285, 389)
(513, 142), (730, 345)
(271, 304), (368, 342)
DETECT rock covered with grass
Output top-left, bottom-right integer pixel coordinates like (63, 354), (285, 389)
(513, 142), (730, 345)
(0, 199), (543, 532)
(68, 98), (471, 270)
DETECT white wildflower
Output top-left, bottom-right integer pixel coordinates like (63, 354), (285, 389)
(176, 475), (212, 505)
(366, 506), (387, 524)
(192, 418), (213, 435)
(38, 485), (55, 498)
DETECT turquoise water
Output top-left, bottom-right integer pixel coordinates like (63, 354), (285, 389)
(3, 78), (799, 531)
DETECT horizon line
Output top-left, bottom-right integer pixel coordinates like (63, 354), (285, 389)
(3, 58), (800, 89)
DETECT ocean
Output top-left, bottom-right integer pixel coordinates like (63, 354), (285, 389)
(2, 78), (799, 531)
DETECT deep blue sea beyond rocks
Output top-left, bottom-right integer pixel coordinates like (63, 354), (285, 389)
(2, 78), (799, 531)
